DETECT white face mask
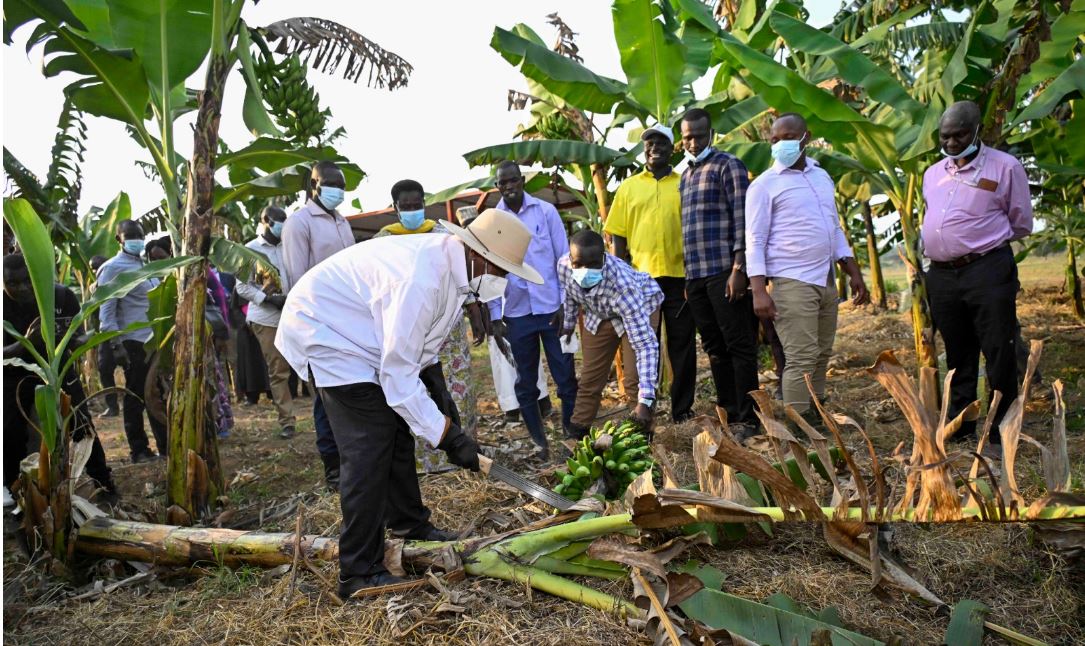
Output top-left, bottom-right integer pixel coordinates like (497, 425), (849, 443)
(470, 274), (507, 303)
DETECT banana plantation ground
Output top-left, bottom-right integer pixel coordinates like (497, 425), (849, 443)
(4, 260), (1084, 645)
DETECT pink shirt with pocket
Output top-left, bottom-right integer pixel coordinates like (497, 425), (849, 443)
(921, 145), (1033, 263)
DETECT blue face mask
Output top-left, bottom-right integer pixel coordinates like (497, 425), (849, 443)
(398, 209), (426, 231)
(771, 134), (806, 167)
(941, 127), (980, 160)
(571, 266), (604, 289)
(123, 239), (145, 255)
(269, 221), (284, 238)
(318, 186), (345, 210)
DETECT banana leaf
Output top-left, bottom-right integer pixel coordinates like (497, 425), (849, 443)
(612, 0), (687, 120)
(106, 0), (213, 96)
(208, 236), (278, 282)
(679, 585), (883, 646)
(944, 601), (988, 646)
(463, 139), (639, 169)
(1009, 58), (1085, 128)
(769, 12), (926, 122)
(490, 25), (629, 115)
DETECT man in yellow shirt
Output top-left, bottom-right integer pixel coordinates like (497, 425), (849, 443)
(604, 124), (696, 422)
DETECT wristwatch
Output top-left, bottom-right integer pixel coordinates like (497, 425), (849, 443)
(638, 397), (655, 408)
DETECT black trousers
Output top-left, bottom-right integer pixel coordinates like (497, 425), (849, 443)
(686, 273), (760, 425)
(655, 276), (697, 419)
(97, 342), (119, 411)
(927, 246), (1019, 442)
(319, 366), (455, 578)
(120, 340), (168, 457)
(4, 367), (113, 490)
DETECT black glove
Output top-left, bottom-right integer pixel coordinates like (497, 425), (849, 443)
(111, 340), (130, 371)
(490, 319), (514, 365)
(420, 363), (460, 428)
(264, 294), (287, 309)
(438, 423), (480, 472)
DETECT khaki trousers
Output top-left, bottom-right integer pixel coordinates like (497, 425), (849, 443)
(571, 309), (660, 427)
(250, 322), (296, 429)
(769, 276), (838, 413)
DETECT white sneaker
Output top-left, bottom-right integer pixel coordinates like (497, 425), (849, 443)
(3, 486), (14, 508)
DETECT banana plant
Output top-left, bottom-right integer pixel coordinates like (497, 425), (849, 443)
(5, 0), (411, 524)
(3, 198), (198, 568)
(469, 2), (719, 220)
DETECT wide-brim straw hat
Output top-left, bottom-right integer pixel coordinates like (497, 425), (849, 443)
(440, 208), (544, 284)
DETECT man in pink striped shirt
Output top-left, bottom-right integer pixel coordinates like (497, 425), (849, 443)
(922, 100), (1033, 446)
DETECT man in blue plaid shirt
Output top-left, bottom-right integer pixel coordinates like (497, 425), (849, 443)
(679, 108), (760, 435)
(554, 231), (663, 436)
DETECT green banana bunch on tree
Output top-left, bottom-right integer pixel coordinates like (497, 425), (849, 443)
(253, 52), (329, 144)
(554, 419), (654, 501)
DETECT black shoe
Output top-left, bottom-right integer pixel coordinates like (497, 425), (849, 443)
(279, 426), (296, 440)
(97, 407), (119, 419)
(504, 410), (521, 424)
(729, 423), (759, 443)
(539, 397), (554, 419)
(131, 450), (159, 464)
(405, 526), (458, 542)
(672, 411), (695, 424)
(337, 572), (405, 598)
(533, 443), (551, 463)
(320, 453), (341, 492)
(563, 423), (589, 441)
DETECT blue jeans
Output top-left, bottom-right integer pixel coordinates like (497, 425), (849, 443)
(505, 312), (577, 447)
(314, 392), (339, 457)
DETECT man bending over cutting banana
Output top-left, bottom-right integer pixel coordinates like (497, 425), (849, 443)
(274, 208), (543, 597)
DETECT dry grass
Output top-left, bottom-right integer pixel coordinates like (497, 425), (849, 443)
(4, 282), (1084, 645)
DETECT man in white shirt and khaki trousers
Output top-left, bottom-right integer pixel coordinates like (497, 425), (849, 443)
(746, 113), (869, 416)
(275, 209), (542, 596)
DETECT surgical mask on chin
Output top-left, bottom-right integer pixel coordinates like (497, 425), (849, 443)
(123, 239), (145, 255)
(398, 208), (426, 230)
(318, 186), (345, 210)
(269, 221), (284, 238)
(571, 266), (604, 289)
(941, 128), (980, 160)
(683, 147), (713, 164)
(771, 135), (806, 167)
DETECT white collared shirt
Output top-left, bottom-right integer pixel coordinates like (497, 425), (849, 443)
(274, 234), (470, 447)
(235, 234), (287, 328)
(745, 158), (853, 286)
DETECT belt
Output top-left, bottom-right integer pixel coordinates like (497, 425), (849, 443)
(929, 243), (1008, 270)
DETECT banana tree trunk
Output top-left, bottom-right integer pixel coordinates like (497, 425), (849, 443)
(590, 163), (610, 221)
(861, 201), (887, 310)
(167, 41), (231, 526)
(899, 175), (937, 370)
(1067, 237), (1083, 319)
(22, 393), (76, 571)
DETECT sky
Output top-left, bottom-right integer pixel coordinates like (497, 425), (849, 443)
(2, 1), (840, 219)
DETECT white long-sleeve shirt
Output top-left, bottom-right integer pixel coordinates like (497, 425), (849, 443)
(274, 234), (470, 447)
(235, 234), (287, 328)
(745, 158), (854, 286)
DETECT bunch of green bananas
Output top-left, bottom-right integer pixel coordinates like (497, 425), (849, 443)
(534, 110), (580, 140)
(553, 419), (653, 501)
(253, 52), (329, 143)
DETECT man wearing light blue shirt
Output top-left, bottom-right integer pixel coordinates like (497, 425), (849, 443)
(97, 219), (166, 462)
(489, 161), (577, 461)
